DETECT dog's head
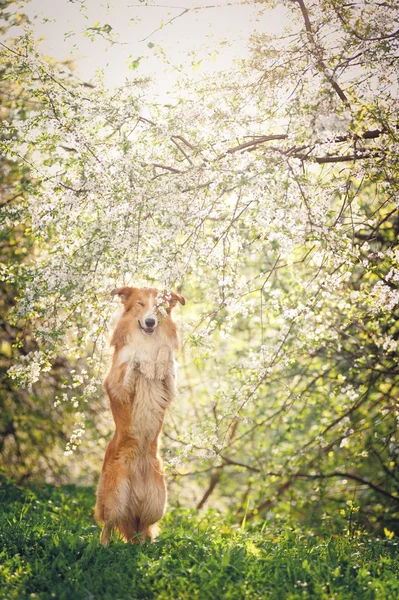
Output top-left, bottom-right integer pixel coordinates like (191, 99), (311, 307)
(111, 286), (185, 335)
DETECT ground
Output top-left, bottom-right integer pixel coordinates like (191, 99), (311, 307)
(1, 477), (398, 599)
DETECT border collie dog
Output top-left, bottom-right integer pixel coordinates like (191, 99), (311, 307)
(94, 286), (185, 545)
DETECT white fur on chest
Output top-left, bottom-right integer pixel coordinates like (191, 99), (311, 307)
(117, 328), (174, 365)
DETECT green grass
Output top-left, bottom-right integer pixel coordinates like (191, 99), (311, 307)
(1, 477), (398, 599)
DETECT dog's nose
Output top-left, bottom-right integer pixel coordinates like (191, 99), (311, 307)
(145, 318), (156, 328)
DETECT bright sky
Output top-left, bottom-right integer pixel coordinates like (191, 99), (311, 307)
(16, 0), (288, 93)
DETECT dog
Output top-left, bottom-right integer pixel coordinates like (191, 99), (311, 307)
(94, 285), (185, 545)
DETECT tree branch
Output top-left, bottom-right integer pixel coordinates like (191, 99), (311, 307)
(246, 469), (399, 521)
(226, 134), (288, 154)
(135, 3), (246, 43)
(293, 0), (351, 107)
(295, 471), (399, 504)
(151, 162), (182, 173)
(171, 136), (194, 165)
(196, 469), (222, 509)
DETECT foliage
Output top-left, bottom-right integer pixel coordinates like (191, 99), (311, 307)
(0, 0), (398, 527)
(1, 476), (399, 600)
(0, 1), (105, 481)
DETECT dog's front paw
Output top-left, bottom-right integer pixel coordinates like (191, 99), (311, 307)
(155, 346), (173, 380)
(156, 360), (170, 380)
(139, 359), (156, 379)
(134, 350), (156, 380)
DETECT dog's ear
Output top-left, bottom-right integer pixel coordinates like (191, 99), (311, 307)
(170, 291), (186, 307)
(111, 287), (137, 305)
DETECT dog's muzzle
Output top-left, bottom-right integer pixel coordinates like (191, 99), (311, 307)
(139, 319), (156, 335)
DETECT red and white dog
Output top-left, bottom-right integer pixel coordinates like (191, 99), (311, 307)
(94, 286), (185, 545)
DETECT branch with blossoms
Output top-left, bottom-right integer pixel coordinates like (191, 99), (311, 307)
(142, 124), (393, 176)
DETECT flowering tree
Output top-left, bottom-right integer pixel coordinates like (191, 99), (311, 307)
(1, 0), (398, 528)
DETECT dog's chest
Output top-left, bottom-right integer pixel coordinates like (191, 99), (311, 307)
(131, 377), (169, 444)
(118, 340), (157, 364)
(118, 329), (173, 365)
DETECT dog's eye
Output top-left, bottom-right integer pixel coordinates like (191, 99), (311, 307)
(137, 301), (144, 307)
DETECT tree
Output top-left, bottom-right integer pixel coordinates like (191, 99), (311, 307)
(1, 0), (398, 530)
(0, 2), (103, 481)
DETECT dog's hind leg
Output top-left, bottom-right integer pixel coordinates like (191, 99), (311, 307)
(135, 524), (156, 544)
(120, 518), (158, 544)
(96, 459), (131, 545)
(120, 518), (141, 544)
(147, 522), (160, 542)
(100, 522), (113, 547)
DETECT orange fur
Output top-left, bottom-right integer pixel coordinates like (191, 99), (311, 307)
(94, 286), (184, 545)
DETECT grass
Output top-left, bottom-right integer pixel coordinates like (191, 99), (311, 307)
(1, 477), (398, 599)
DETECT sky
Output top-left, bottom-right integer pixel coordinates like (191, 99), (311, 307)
(13, 0), (289, 92)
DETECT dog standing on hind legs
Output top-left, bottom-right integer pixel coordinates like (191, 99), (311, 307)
(94, 286), (185, 545)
